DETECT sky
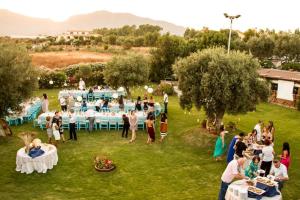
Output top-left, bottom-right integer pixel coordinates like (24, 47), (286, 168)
(0, 0), (299, 31)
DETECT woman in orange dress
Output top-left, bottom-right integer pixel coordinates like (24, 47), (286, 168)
(159, 113), (168, 142)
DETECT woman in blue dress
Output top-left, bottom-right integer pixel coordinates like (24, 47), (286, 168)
(213, 125), (227, 161)
(226, 134), (240, 163)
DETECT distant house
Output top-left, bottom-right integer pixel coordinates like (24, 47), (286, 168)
(258, 68), (300, 108)
(57, 30), (92, 41)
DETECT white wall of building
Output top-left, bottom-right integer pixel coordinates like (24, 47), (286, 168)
(277, 80), (294, 101)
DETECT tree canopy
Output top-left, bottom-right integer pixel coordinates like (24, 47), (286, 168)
(150, 34), (186, 82)
(173, 48), (269, 128)
(103, 53), (149, 96)
(0, 42), (38, 117)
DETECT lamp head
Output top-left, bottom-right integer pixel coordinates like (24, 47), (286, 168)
(224, 13), (229, 18)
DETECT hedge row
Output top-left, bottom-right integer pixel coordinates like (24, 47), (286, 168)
(38, 63), (105, 89)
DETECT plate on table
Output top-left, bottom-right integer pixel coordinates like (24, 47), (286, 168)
(256, 177), (276, 187)
(248, 186), (265, 195)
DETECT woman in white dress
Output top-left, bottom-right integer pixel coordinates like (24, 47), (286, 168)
(42, 93), (49, 113)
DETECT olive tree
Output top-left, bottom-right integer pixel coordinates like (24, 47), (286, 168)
(0, 42), (38, 118)
(103, 53), (149, 97)
(173, 48), (269, 128)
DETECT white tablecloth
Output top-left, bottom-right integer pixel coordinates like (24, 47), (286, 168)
(38, 111), (148, 125)
(225, 180), (282, 200)
(16, 144), (58, 174)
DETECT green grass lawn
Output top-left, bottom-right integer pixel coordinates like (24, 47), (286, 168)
(0, 88), (299, 200)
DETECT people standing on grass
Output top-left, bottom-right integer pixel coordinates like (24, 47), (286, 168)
(245, 156), (260, 179)
(79, 78), (85, 90)
(129, 110), (137, 143)
(52, 115), (61, 146)
(213, 125), (227, 161)
(261, 139), (275, 176)
(86, 109), (95, 133)
(146, 115), (155, 144)
(122, 114), (130, 138)
(119, 95), (124, 111)
(218, 158), (247, 200)
(143, 96), (148, 111)
(46, 116), (53, 144)
(254, 120), (263, 143)
(68, 96), (75, 111)
(135, 96), (142, 111)
(42, 93), (49, 113)
(60, 97), (67, 112)
(279, 142), (291, 170)
(268, 121), (275, 142)
(234, 132), (247, 159)
(262, 126), (273, 142)
(163, 91), (168, 114)
(148, 96), (155, 108)
(227, 133), (240, 163)
(270, 159), (289, 191)
(159, 113), (168, 142)
(58, 113), (66, 143)
(247, 129), (257, 145)
(52, 111), (65, 143)
(69, 109), (77, 141)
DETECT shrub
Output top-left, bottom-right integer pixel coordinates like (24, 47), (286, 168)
(64, 63), (105, 87)
(260, 60), (274, 68)
(103, 44), (109, 50)
(226, 121), (236, 131)
(281, 62), (300, 72)
(154, 83), (174, 96)
(64, 65), (80, 76)
(76, 65), (92, 79)
(39, 71), (67, 89)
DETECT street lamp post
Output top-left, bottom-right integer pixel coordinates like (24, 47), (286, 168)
(224, 13), (241, 54)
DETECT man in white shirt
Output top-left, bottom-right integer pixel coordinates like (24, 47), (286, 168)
(218, 158), (247, 200)
(69, 109), (77, 141)
(85, 109), (95, 132)
(79, 78), (86, 90)
(59, 97), (67, 112)
(254, 120), (262, 142)
(163, 92), (168, 114)
(270, 159), (289, 191)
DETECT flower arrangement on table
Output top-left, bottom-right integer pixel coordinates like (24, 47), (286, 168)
(94, 155), (115, 172)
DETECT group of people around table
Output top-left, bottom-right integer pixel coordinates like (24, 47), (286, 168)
(216, 120), (291, 200)
(42, 89), (169, 146)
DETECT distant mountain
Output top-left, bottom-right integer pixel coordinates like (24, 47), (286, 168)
(0, 9), (186, 36)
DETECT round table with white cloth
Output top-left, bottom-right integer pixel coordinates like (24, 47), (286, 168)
(16, 144), (58, 174)
(225, 180), (282, 200)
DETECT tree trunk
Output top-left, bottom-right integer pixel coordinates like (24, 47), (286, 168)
(215, 110), (225, 131)
(125, 86), (131, 98)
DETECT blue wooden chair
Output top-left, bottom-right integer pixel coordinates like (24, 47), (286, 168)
(33, 119), (39, 128)
(117, 118), (124, 130)
(94, 118), (101, 130)
(94, 93), (101, 100)
(109, 119), (117, 130)
(78, 117), (88, 130)
(39, 121), (47, 130)
(62, 118), (70, 130)
(23, 114), (32, 122)
(137, 119), (145, 130)
(99, 119), (109, 130)
(87, 93), (94, 102)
